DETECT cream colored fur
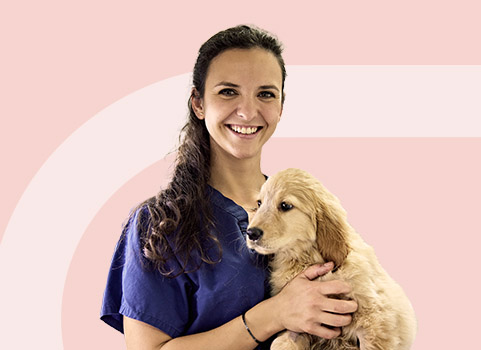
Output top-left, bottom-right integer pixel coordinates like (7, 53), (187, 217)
(247, 168), (417, 350)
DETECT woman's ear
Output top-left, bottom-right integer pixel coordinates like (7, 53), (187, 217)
(191, 88), (205, 120)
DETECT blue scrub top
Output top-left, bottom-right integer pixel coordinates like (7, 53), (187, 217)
(100, 186), (270, 345)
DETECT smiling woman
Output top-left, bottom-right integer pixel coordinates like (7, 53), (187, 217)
(100, 25), (357, 350)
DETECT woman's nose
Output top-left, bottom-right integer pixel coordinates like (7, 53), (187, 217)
(236, 97), (258, 120)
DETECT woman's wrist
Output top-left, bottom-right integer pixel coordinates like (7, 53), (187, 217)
(241, 312), (261, 344)
(243, 297), (284, 343)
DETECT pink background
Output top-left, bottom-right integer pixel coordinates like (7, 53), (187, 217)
(2, 1), (481, 349)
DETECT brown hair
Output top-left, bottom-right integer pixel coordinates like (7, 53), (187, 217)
(135, 25), (286, 277)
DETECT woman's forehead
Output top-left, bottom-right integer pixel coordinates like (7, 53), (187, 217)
(205, 48), (283, 88)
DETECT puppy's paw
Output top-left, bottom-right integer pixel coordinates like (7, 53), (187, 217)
(271, 331), (309, 350)
(270, 337), (296, 350)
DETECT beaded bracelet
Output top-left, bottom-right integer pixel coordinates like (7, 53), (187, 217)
(241, 312), (261, 344)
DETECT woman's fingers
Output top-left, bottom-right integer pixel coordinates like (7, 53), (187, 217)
(275, 263), (359, 339)
(299, 310), (352, 339)
(318, 279), (353, 296)
(321, 297), (358, 315)
(305, 324), (341, 340)
(318, 311), (353, 328)
(301, 262), (334, 281)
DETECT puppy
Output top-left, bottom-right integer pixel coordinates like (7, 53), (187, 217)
(246, 168), (417, 350)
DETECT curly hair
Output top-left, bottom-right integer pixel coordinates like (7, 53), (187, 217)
(134, 25), (286, 277)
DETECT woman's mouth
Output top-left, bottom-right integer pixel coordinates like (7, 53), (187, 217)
(228, 124), (263, 135)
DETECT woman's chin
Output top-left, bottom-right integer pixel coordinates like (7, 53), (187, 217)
(210, 136), (264, 161)
(230, 149), (262, 161)
(220, 144), (261, 161)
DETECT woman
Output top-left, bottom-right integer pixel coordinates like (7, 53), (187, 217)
(101, 25), (357, 349)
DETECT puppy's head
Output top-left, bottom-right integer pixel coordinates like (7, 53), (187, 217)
(246, 168), (350, 267)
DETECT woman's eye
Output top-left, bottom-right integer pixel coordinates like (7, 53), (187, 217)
(219, 88), (237, 96)
(258, 91), (275, 98)
(280, 202), (293, 212)
(257, 200), (262, 207)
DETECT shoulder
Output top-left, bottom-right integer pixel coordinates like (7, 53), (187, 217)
(128, 199), (154, 228)
(121, 200), (156, 243)
(115, 203), (157, 269)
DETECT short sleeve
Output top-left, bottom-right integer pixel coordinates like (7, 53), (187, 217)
(100, 209), (195, 337)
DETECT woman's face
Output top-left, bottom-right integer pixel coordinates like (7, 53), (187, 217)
(192, 48), (284, 161)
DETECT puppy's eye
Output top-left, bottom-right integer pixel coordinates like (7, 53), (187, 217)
(257, 200), (262, 208)
(280, 202), (293, 212)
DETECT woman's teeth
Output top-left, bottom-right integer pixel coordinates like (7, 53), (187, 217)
(229, 125), (259, 135)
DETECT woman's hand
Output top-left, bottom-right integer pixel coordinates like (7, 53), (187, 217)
(271, 262), (358, 339)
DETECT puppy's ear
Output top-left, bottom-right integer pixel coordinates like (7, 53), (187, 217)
(316, 193), (351, 268)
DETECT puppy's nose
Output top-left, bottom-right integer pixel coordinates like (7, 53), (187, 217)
(246, 227), (263, 241)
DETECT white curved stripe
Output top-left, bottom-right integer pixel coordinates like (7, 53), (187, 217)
(0, 74), (192, 349)
(278, 65), (481, 137)
(1, 66), (480, 348)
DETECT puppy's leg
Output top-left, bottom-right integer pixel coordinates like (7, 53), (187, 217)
(270, 331), (310, 350)
(356, 326), (384, 350)
(357, 327), (397, 350)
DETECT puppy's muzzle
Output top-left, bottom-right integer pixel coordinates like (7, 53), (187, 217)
(246, 227), (263, 241)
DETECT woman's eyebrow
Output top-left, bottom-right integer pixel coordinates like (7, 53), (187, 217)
(215, 81), (280, 92)
(259, 85), (280, 92)
(215, 81), (239, 88)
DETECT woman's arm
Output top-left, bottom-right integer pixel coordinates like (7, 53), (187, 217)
(124, 309), (267, 350)
(124, 262), (357, 350)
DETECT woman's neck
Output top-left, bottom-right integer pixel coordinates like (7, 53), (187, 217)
(209, 151), (266, 211)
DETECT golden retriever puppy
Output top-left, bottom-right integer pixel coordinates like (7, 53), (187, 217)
(246, 168), (417, 350)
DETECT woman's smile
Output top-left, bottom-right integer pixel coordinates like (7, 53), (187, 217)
(227, 124), (263, 137)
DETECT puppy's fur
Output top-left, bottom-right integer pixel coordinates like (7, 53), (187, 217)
(247, 168), (416, 350)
